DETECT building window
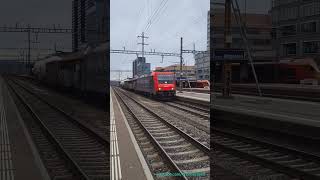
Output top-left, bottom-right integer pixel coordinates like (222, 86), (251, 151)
(271, 28), (277, 40)
(251, 39), (271, 46)
(301, 3), (320, 17)
(301, 21), (317, 33)
(280, 25), (296, 36)
(283, 43), (296, 55)
(279, 7), (298, 21)
(303, 41), (319, 54)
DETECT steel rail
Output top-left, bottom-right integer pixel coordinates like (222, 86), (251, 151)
(6, 79), (90, 180)
(175, 99), (210, 114)
(11, 78), (109, 146)
(164, 102), (209, 119)
(116, 87), (210, 155)
(213, 127), (320, 179)
(113, 88), (188, 180)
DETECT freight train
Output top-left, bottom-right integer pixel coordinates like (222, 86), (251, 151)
(121, 71), (176, 97)
(32, 44), (108, 106)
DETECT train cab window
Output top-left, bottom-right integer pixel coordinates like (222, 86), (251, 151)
(158, 74), (174, 84)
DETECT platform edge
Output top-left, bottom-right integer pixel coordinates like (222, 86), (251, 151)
(4, 77), (51, 180)
(111, 88), (154, 180)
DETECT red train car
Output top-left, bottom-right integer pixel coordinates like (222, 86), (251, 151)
(123, 72), (176, 97)
(278, 58), (320, 83)
(220, 58), (320, 84)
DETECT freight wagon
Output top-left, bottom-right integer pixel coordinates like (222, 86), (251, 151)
(32, 43), (108, 106)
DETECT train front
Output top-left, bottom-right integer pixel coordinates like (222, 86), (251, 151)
(153, 72), (176, 97)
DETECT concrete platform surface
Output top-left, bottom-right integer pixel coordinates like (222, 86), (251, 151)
(217, 83), (320, 91)
(177, 91), (210, 102)
(177, 89), (320, 127)
(110, 88), (153, 180)
(214, 93), (320, 127)
(0, 76), (48, 180)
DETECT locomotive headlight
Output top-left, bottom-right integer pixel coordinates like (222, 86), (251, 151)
(171, 88), (174, 90)
(159, 88), (162, 91)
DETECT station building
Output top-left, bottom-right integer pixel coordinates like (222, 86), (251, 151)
(210, 4), (274, 82)
(154, 64), (195, 80)
(211, 8), (274, 62)
(72, 0), (109, 51)
(194, 52), (210, 80)
(271, 0), (320, 62)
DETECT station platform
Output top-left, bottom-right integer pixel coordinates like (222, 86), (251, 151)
(0, 76), (49, 180)
(177, 91), (210, 102)
(178, 89), (320, 127)
(214, 93), (320, 127)
(110, 88), (153, 180)
(184, 83), (320, 93)
(217, 83), (320, 91)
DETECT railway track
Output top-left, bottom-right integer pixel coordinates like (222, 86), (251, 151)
(174, 98), (210, 113)
(113, 87), (210, 179)
(119, 89), (210, 143)
(164, 101), (209, 120)
(6, 78), (109, 180)
(213, 127), (320, 179)
(13, 77), (108, 140)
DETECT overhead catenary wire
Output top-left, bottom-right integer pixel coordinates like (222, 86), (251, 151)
(146, 1), (169, 32)
(143, 0), (166, 31)
(143, 0), (168, 33)
(119, 1), (148, 65)
(113, 0), (209, 77)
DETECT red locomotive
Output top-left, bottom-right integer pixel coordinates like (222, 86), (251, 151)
(122, 71), (176, 97)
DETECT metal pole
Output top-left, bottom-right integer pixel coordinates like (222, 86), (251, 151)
(138, 32), (148, 58)
(142, 32), (144, 57)
(231, 0), (262, 96)
(179, 37), (183, 92)
(28, 28), (31, 75)
(223, 0), (232, 97)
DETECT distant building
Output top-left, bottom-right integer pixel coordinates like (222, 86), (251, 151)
(71, 0), (109, 97)
(194, 52), (210, 80)
(132, 57), (150, 78)
(72, 0), (108, 52)
(271, 0), (320, 61)
(155, 64), (195, 81)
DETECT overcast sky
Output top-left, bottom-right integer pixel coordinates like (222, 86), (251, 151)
(1, 0), (271, 79)
(110, 0), (210, 80)
(0, 0), (72, 60)
(110, 0), (271, 80)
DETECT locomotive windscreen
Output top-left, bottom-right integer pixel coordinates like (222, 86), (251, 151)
(158, 74), (175, 84)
